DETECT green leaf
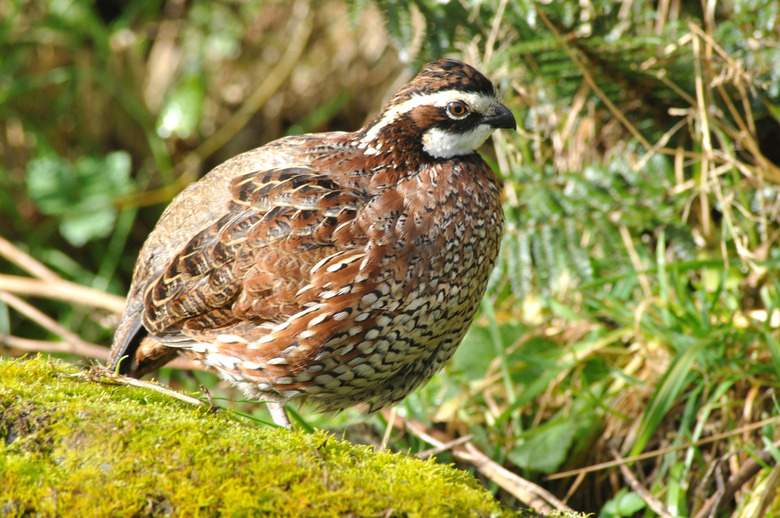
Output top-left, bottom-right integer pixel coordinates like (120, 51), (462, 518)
(26, 155), (76, 214)
(156, 74), (205, 139)
(507, 420), (578, 473)
(451, 321), (526, 381)
(59, 207), (118, 248)
(598, 488), (647, 518)
(630, 339), (706, 456)
(665, 461), (687, 517)
(451, 326), (494, 380)
(26, 151), (132, 247)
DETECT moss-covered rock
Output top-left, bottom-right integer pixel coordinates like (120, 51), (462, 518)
(0, 355), (519, 517)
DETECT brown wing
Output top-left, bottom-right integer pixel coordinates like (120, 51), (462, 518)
(141, 165), (368, 345)
(107, 135), (344, 374)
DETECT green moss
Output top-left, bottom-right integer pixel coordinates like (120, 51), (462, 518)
(0, 355), (515, 517)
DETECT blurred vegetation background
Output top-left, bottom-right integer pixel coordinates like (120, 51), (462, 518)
(2, 0), (780, 516)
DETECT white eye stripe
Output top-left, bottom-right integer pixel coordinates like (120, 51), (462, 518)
(361, 90), (495, 143)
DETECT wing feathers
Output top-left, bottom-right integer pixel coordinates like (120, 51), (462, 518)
(141, 163), (367, 344)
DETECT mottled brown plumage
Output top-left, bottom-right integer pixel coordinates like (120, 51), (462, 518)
(108, 59), (515, 426)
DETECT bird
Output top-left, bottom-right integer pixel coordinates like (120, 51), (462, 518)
(108, 59), (515, 427)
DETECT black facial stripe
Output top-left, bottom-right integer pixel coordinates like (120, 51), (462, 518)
(434, 109), (483, 132)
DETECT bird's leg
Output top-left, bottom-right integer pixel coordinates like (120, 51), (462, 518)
(268, 401), (292, 428)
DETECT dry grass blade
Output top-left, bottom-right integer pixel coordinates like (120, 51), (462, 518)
(380, 406), (397, 451)
(548, 415), (780, 480)
(0, 235), (60, 282)
(0, 233), (124, 313)
(691, 26), (713, 241)
(0, 291), (103, 353)
(0, 234), (201, 368)
(2, 335), (110, 360)
(609, 445), (675, 518)
(755, 464), (780, 518)
(0, 233), (125, 361)
(404, 419), (573, 514)
(89, 365), (207, 407)
(534, 6), (652, 151)
(693, 439), (780, 518)
(415, 434), (473, 460)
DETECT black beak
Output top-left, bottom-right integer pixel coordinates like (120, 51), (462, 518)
(483, 103), (516, 130)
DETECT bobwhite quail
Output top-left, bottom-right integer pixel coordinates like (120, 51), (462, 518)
(108, 59), (515, 427)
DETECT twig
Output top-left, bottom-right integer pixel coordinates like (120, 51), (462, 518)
(548, 415), (780, 480)
(0, 274), (125, 313)
(460, 441), (571, 514)
(200, 384), (220, 414)
(380, 406), (397, 451)
(0, 291), (101, 353)
(404, 419), (573, 514)
(2, 335), (110, 360)
(416, 434), (473, 460)
(0, 235), (61, 282)
(693, 439), (780, 518)
(610, 445), (675, 518)
(96, 366), (207, 407)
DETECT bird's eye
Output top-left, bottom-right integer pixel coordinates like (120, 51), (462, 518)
(446, 101), (469, 119)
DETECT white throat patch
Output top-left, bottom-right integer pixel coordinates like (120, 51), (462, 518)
(421, 124), (493, 158)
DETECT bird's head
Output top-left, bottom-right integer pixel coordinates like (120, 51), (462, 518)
(358, 59), (516, 159)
